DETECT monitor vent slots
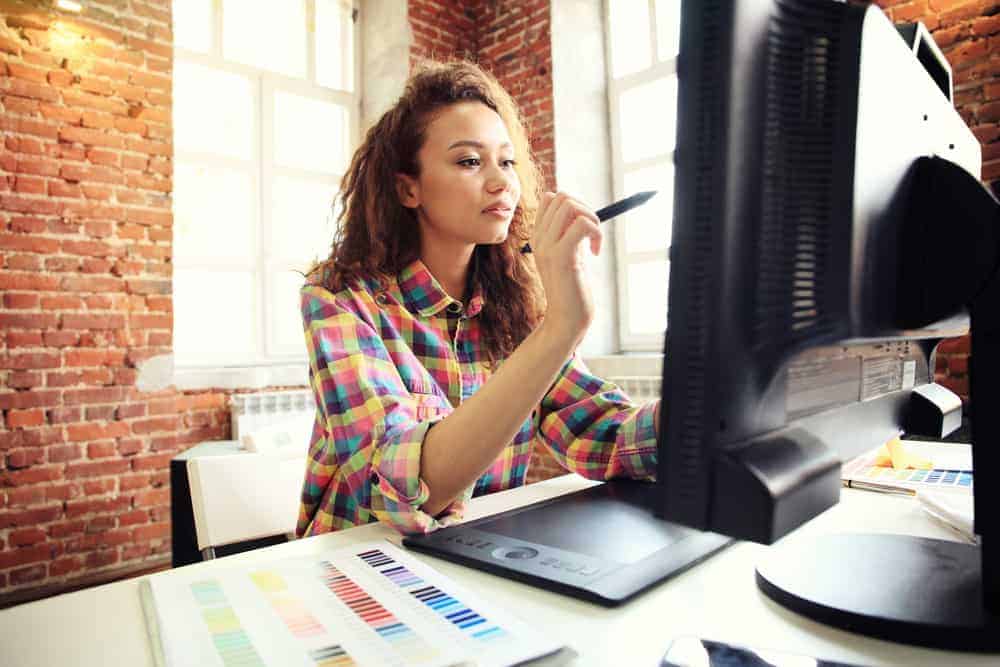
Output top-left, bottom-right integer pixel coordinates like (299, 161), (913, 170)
(755, 0), (847, 349)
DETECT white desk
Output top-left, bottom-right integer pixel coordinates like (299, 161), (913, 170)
(0, 474), (995, 666)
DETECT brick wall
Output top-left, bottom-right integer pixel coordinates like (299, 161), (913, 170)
(0, 0), (233, 604)
(409, 0), (563, 482)
(875, 0), (1000, 406)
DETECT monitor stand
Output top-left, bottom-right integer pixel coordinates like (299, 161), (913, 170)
(756, 533), (1000, 651)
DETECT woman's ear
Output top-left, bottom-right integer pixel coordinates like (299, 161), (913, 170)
(395, 173), (420, 209)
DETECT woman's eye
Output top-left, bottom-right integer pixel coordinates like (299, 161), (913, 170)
(502, 159), (517, 168)
(458, 158), (480, 167)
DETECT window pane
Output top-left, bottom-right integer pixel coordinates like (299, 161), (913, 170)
(174, 163), (255, 261)
(270, 177), (339, 265)
(609, 0), (652, 77)
(628, 260), (669, 334)
(619, 76), (677, 164)
(655, 0), (682, 61)
(316, 0), (354, 91)
(223, 0), (307, 78)
(274, 92), (349, 174)
(174, 270), (255, 365)
(173, 0), (213, 53)
(174, 62), (254, 159)
(267, 268), (309, 357)
(623, 163), (673, 252)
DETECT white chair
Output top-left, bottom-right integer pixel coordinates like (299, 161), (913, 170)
(186, 443), (307, 560)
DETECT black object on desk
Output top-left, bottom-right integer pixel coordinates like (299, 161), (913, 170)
(403, 480), (732, 606)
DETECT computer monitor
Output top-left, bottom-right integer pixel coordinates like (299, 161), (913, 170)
(661, 0), (1000, 650)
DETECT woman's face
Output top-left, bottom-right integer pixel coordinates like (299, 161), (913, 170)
(397, 101), (521, 251)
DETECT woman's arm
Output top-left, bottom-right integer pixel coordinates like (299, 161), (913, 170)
(420, 191), (605, 515)
(420, 321), (578, 515)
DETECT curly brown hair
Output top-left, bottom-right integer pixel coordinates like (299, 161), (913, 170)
(308, 59), (546, 366)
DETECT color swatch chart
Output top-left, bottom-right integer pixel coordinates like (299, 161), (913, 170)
(357, 548), (507, 642)
(842, 444), (974, 495)
(144, 541), (563, 667)
(850, 464), (973, 491)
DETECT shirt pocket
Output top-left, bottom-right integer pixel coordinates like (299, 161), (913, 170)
(411, 392), (453, 421)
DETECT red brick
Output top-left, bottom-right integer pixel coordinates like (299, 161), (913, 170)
(3, 292), (40, 309)
(131, 452), (173, 471)
(6, 486), (46, 507)
(6, 331), (44, 348)
(0, 309), (60, 327)
(10, 564), (48, 586)
(6, 448), (45, 469)
(134, 522), (170, 541)
(49, 180), (83, 198)
(133, 487), (170, 507)
(49, 556), (84, 577)
(48, 406), (81, 424)
(119, 473), (151, 492)
(48, 70), (74, 88)
(6, 254), (43, 271)
(67, 422), (130, 442)
(1, 77), (60, 102)
(0, 505), (61, 529)
(65, 461), (133, 485)
(7, 371), (42, 389)
(1, 465), (62, 486)
(122, 543), (152, 561)
(13, 156), (60, 177)
(2, 95), (39, 115)
(9, 527), (47, 547)
(40, 295), (85, 310)
(0, 390), (61, 410)
(59, 126), (124, 150)
(38, 103), (82, 124)
(49, 444), (85, 465)
(0, 232), (60, 253)
(83, 479), (117, 496)
(9, 216), (48, 233)
(0, 352), (61, 370)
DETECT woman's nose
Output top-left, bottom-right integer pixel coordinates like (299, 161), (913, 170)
(486, 168), (511, 193)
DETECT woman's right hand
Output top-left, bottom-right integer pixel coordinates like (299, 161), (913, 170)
(529, 191), (604, 350)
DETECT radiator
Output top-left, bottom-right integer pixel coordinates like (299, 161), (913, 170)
(230, 389), (314, 440)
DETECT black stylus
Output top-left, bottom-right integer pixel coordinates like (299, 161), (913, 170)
(519, 190), (657, 254)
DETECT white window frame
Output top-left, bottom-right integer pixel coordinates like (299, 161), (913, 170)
(172, 0), (360, 389)
(605, 0), (677, 352)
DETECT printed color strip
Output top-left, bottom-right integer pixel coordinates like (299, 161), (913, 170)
(190, 580), (266, 667)
(357, 548), (508, 642)
(319, 560), (438, 663)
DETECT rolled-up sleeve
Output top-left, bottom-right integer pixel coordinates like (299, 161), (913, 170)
(536, 355), (658, 481)
(300, 287), (468, 536)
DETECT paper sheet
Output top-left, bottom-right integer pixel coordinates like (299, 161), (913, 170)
(144, 541), (566, 667)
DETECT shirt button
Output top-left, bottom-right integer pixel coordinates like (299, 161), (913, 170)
(376, 293), (389, 305)
(448, 302), (462, 314)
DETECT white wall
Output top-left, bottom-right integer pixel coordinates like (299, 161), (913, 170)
(359, 0), (411, 131)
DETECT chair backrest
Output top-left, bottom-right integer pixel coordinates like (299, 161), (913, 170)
(187, 447), (306, 554)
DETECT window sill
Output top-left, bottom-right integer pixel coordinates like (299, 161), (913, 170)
(173, 363), (309, 391)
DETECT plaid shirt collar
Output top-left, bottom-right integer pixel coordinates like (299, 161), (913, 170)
(397, 257), (485, 319)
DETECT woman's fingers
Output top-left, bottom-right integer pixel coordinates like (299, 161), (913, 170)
(537, 193), (599, 252)
(559, 215), (603, 257)
(531, 191), (560, 250)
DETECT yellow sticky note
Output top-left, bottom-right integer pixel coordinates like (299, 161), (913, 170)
(874, 436), (934, 470)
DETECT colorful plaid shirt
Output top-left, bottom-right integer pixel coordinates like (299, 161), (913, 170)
(297, 259), (658, 537)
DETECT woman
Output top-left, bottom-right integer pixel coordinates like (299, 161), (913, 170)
(298, 60), (660, 537)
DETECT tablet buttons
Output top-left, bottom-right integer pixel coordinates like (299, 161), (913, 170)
(491, 546), (539, 560)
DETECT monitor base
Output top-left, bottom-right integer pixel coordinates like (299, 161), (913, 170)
(756, 533), (1000, 652)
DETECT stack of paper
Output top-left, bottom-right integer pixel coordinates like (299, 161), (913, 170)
(141, 541), (569, 667)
